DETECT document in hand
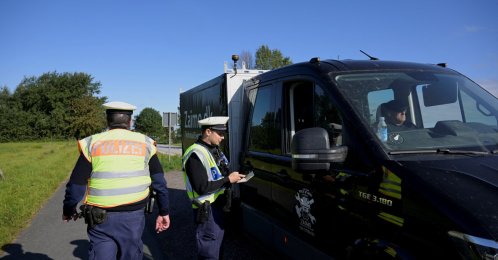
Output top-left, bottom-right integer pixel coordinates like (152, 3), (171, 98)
(237, 171), (255, 183)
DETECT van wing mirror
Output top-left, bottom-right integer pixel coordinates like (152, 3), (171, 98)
(291, 127), (348, 171)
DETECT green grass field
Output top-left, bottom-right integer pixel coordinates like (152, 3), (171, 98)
(0, 141), (181, 251)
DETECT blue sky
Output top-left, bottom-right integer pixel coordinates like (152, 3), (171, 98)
(1, 0), (497, 116)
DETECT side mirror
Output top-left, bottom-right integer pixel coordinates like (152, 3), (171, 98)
(291, 127), (348, 171)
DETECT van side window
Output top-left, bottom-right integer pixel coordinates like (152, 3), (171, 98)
(286, 81), (343, 151)
(291, 82), (314, 132)
(315, 85), (343, 146)
(248, 85), (281, 154)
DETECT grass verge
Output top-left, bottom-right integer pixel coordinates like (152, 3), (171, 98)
(157, 153), (182, 172)
(0, 141), (78, 249)
(0, 141), (182, 252)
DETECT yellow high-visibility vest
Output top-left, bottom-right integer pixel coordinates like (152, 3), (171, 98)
(182, 143), (225, 208)
(79, 129), (156, 208)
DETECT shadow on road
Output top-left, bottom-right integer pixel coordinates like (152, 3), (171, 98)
(155, 188), (197, 260)
(1, 244), (52, 260)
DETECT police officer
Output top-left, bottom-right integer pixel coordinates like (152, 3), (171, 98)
(182, 116), (245, 260)
(62, 101), (171, 260)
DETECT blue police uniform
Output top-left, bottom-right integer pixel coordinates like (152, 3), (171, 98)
(183, 139), (231, 260)
(63, 101), (170, 260)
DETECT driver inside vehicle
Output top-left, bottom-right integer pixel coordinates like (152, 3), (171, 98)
(381, 100), (417, 132)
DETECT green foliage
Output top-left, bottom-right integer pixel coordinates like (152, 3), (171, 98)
(162, 126), (178, 144)
(134, 107), (164, 141)
(157, 153), (182, 172)
(69, 95), (107, 139)
(255, 45), (293, 70)
(0, 72), (107, 142)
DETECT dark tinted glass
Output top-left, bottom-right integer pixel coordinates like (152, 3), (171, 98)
(249, 85), (281, 153)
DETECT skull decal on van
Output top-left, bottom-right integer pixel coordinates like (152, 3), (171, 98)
(295, 188), (316, 236)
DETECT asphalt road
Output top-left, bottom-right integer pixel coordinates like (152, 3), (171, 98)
(158, 170), (276, 260)
(0, 170), (275, 260)
(156, 144), (182, 156)
(0, 179), (163, 260)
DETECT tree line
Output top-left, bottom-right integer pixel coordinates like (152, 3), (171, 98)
(0, 72), (107, 142)
(0, 71), (174, 143)
(0, 45), (291, 143)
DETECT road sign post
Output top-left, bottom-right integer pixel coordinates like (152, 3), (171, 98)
(163, 112), (178, 161)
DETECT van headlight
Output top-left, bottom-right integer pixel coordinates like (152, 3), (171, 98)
(448, 231), (498, 259)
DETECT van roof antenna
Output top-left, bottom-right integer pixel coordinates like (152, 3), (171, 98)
(360, 50), (379, 61)
(231, 55), (239, 77)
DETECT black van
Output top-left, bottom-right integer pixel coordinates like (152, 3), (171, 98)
(181, 58), (498, 259)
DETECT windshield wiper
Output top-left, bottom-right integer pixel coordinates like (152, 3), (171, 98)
(436, 148), (490, 155)
(389, 149), (438, 155)
(388, 149), (491, 155)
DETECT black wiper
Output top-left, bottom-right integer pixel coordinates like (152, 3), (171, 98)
(388, 149), (491, 155)
(436, 148), (490, 155)
(388, 149), (440, 155)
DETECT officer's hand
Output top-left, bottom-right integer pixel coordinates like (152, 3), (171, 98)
(155, 214), (170, 233)
(62, 214), (71, 222)
(62, 213), (78, 223)
(228, 172), (246, 183)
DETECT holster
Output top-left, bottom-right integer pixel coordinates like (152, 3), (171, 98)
(194, 200), (211, 224)
(145, 189), (156, 215)
(80, 205), (107, 228)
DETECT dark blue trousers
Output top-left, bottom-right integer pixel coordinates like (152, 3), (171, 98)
(87, 209), (145, 260)
(194, 205), (225, 260)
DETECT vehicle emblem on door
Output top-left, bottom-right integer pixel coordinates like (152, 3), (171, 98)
(295, 188), (316, 236)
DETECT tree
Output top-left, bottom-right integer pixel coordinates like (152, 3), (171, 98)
(0, 72), (106, 141)
(0, 87), (35, 141)
(69, 95), (107, 139)
(0, 86), (9, 107)
(255, 45), (292, 70)
(134, 108), (164, 142)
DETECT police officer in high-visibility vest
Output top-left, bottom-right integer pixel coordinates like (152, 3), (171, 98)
(62, 101), (171, 260)
(183, 116), (245, 260)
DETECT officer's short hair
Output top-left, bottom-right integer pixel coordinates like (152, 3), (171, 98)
(106, 110), (131, 129)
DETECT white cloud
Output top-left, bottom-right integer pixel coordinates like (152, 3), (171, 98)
(477, 79), (498, 98)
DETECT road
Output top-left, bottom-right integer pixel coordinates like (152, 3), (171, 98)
(157, 170), (276, 260)
(0, 144), (275, 260)
(0, 180), (164, 259)
(156, 144), (181, 156)
(0, 169), (275, 260)
(155, 147), (276, 259)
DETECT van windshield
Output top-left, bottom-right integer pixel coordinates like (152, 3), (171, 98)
(334, 71), (498, 154)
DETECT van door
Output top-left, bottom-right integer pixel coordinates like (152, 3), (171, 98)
(241, 83), (282, 211)
(271, 79), (347, 237)
(276, 78), (388, 250)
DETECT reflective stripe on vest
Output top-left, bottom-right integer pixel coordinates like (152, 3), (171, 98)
(182, 143), (225, 208)
(79, 129), (155, 208)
